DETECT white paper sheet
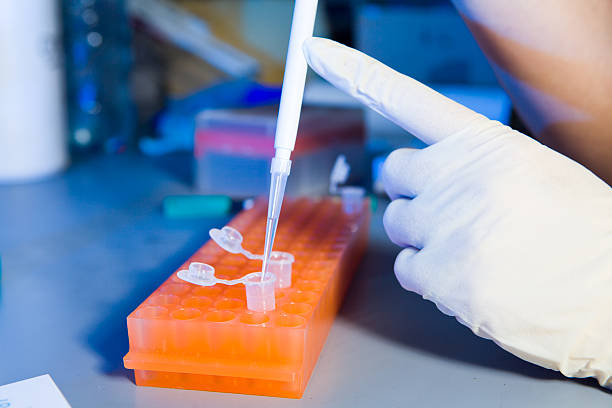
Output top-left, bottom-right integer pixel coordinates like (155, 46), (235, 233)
(0, 374), (71, 408)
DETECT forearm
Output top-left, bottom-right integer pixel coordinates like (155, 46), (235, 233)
(452, 0), (612, 184)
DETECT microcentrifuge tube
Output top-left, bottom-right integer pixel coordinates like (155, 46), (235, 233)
(209, 226), (295, 288)
(177, 262), (277, 312)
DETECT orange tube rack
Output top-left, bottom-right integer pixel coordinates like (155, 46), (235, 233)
(123, 197), (370, 398)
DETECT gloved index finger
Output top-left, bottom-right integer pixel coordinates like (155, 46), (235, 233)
(303, 37), (487, 146)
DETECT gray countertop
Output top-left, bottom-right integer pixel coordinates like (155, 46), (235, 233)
(0, 153), (609, 407)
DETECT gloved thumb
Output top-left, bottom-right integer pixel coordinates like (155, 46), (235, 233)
(303, 37), (489, 146)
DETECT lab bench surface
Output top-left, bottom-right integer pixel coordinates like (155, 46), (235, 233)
(0, 153), (609, 407)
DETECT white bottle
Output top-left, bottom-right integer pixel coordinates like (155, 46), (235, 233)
(0, 0), (67, 183)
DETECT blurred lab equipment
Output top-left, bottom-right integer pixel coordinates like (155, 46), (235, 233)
(128, 0), (331, 159)
(328, 154), (366, 215)
(128, 0), (260, 78)
(130, 0), (330, 98)
(357, 4), (496, 85)
(0, 0), (67, 183)
(63, 0), (134, 153)
(194, 106), (364, 198)
(140, 79), (281, 156)
(162, 195), (253, 219)
(356, 3), (507, 151)
(329, 155), (350, 195)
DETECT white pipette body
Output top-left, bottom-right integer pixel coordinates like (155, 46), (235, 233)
(261, 0), (319, 280)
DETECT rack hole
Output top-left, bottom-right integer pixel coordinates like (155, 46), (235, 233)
(276, 314), (306, 328)
(215, 298), (245, 310)
(171, 308), (201, 320)
(240, 312), (269, 325)
(206, 310), (236, 322)
(182, 296), (212, 309)
(281, 303), (312, 316)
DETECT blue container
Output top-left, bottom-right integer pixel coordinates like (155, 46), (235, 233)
(63, 0), (135, 153)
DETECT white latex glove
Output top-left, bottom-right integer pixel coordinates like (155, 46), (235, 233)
(303, 37), (612, 387)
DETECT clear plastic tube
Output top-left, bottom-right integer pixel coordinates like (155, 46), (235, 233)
(244, 272), (276, 312)
(209, 225), (295, 288)
(340, 186), (366, 214)
(177, 263), (277, 312)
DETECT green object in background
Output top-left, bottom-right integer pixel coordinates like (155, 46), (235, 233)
(164, 194), (376, 218)
(163, 195), (248, 219)
(369, 195), (378, 213)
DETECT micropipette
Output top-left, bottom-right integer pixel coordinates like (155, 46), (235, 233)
(261, 0), (319, 280)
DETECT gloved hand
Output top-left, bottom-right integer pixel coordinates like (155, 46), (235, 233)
(303, 37), (612, 387)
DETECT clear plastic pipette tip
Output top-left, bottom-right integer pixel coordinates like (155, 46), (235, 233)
(261, 217), (278, 278)
(261, 171), (288, 281)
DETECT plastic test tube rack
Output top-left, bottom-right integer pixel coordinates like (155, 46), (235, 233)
(123, 197), (370, 398)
